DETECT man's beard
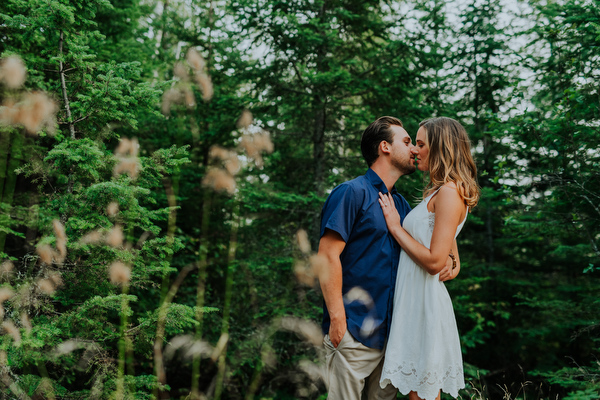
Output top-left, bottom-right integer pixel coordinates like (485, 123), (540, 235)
(393, 158), (417, 176)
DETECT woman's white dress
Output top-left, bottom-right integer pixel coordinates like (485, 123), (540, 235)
(380, 191), (466, 400)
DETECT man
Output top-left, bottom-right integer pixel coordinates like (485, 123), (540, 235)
(318, 116), (457, 399)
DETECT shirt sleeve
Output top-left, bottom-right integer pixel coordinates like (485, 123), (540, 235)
(320, 184), (362, 243)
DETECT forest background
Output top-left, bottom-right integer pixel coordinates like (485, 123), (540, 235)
(0, 0), (599, 399)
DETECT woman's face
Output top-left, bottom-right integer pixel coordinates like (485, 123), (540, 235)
(415, 126), (429, 172)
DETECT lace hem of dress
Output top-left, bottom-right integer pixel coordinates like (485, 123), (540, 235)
(380, 362), (465, 400)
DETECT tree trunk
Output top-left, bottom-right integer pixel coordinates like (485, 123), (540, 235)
(59, 30), (75, 139)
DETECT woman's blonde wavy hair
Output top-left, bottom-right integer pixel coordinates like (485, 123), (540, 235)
(419, 117), (480, 209)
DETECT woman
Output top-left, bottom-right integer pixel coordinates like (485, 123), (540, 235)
(378, 117), (480, 400)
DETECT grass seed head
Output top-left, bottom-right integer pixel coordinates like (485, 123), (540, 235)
(37, 278), (56, 295)
(17, 92), (58, 134)
(107, 202), (119, 216)
(161, 88), (182, 115)
(20, 313), (32, 333)
(209, 146), (240, 175)
(0, 261), (14, 278)
(0, 100), (18, 125)
(202, 168), (236, 195)
(115, 138), (132, 156)
(52, 219), (66, 241)
(0, 287), (14, 303)
(236, 110), (253, 129)
(36, 244), (56, 264)
(80, 230), (102, 244)
(105, 225), (124, 247)
(2, 321), (21, 346)
(309, 253), (330, 284)
(109, 262), (131, 285)
(173, 62), (189, 81)
(183, 87), (196, 108)
(113, 158), (140, 179)
(195, 73), (213, 102)
(296, 229), (311, 254)
(186, 48), (205, 72)
(343, 286), (374, 309)
(0, 56), (26, 89)
(294, 260), (315, 286)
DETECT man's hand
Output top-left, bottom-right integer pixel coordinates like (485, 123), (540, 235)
(439, 255), (455, 281)
(439, 241), (460, 282)
(329, 320), (347, 348)
(318, 229), (347, 348)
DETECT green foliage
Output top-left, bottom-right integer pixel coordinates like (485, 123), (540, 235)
(1, 0), (600, 398)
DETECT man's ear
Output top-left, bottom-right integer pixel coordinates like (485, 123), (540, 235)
(379, 140), (391, 155)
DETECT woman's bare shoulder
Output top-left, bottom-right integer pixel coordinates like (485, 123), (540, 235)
(432, 182), (465, 212)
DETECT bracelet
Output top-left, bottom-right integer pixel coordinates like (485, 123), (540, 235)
(449, 252), (457, 270)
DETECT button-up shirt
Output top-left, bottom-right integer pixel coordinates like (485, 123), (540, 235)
(320, 168), (412, 349)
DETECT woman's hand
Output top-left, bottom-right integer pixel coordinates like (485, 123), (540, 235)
(378, 192), (402, 233)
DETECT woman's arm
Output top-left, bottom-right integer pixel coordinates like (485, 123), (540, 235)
(379, 186), (466, 275)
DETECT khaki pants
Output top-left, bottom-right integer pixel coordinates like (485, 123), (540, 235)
(324, 330), (398, 400)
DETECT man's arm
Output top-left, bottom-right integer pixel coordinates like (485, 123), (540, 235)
(318, 229), (347, 348)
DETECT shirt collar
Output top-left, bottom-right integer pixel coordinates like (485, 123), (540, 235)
(366, 168), (397, 195)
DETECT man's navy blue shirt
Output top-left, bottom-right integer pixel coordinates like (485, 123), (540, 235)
(320, 168), (412, 350)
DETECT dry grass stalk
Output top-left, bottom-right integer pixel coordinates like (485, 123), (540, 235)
(202, 167), (236, 195)
(165, 335), (214, 361)
(0, 305), (4, 320)
(0, 287), (14, 303)
(236, 110), (253, 129)
(105, 225), (124, 247)
(280, 317), (323, 347)
(296, 229), (311, 254)
(0, 56), (26, 89)
(0, 350), (6, 366)
(298, 359), (327, 385)
(210, 332), (229, 362)
(2, 321), (21, 346)
(106, 202), (119, 216)
(109, 262), (131, 285)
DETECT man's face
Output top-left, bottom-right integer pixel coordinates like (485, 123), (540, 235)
(388, 125), (417, 175)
